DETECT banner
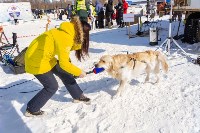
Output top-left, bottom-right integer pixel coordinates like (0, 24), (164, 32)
(0, 2), (33, 23)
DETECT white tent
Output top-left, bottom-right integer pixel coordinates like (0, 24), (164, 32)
(0, 2), (34, 23)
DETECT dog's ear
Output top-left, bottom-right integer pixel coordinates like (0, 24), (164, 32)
(110, 56), (119, 71)
(104, 55), (114, 70)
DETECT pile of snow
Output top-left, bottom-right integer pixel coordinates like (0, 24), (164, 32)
(0, 15), (200, 133)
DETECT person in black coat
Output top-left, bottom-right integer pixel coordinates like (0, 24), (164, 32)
(95, 0), (104, 28)
(115, 0), (124, 28)
(106, 0), (114, 28)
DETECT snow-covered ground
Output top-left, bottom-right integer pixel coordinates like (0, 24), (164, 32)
(0, 15), (200, 133)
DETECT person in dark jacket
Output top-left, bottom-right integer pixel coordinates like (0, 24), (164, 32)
(106, 0), (114, 28)
(66, 4), (72, 20)
(95, 0), (104, 28)
(59, 10), (65, 20)
(115, 0), (124, 28)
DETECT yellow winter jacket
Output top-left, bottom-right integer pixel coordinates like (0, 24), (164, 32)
(25, 22), (82, 76)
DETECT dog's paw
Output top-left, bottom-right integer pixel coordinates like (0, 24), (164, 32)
(152, 81), (159, 85)
(145, 77), (149, 82)
(112, 95), (117, 99)
(112, 93), (120, 99)
(153, 79), (160, 84)
(163, 74), (168, 79)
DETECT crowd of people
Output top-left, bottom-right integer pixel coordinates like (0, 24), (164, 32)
(85, 0), (129, 29)
(32, 0), (129, 29)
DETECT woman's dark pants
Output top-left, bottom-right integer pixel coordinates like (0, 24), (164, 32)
(26, 64), (83, 112)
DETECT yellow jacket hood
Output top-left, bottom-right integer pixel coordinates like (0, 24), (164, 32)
(59, 22), (81, 50)
(59, 22), (75, 38)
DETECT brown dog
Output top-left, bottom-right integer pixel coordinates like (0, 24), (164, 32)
(96, 50), (168, 97)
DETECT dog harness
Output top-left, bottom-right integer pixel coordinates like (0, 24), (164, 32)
(129, 57), (147, 69)
(129, 58), (137, 69)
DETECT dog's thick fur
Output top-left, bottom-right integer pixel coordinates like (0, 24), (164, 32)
(96, 50), (168, 96)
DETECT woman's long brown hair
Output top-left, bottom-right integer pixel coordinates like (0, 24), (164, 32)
(75, 21), (91, 61)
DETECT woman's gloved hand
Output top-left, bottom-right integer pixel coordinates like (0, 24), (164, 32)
(79, 71), (87, 78)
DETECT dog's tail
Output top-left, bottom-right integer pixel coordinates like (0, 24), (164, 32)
(156, 51), (168, 73)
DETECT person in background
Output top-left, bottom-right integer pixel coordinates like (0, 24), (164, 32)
(56, 7), (60, 20)
(122, 0), (128, 27)
(105, 0), (114, 29)
(39, 10), (43, 19)
(115, 0), (124, 28)
(13, 11), (18, 25)
(95, 0), (104, 28)
(66, 4), (72, 20)
(59, 10), (65, 20)
(34, 9), (39, 19)
(103, 2), (108, 26)
(24, 16), (91, 117)
(71, 4), (76, 17)
(89, 1), (96, 30)
(76, 0), (89, 22)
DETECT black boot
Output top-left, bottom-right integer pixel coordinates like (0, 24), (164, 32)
(73, 94), (91, 104)
(25, 109), (45, 117)
(121, 22), (125, 28)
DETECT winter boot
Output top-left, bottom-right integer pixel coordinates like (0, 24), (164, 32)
(118, 22), (123, 28)
(121, 22), (125, 28)
(25, 109), (45, 117)
(73, 94), (91, 104)
(192, 56), (200, 65)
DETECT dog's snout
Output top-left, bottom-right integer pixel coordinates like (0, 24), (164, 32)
(93, 62), (98, 68)
(94, 64), (98, 68)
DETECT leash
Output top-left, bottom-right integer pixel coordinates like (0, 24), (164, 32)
(0, 88), (41, 98)
(0, 68), (103, 95)
(0, 78), (36, 90)
(0, 78), (41, 97)
(19, 89), (41, 93)
(0, 70), (94, 92)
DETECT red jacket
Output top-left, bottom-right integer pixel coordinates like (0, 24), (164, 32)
(122, 0), (128, 14)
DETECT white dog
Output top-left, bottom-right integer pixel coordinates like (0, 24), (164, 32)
(96, 50), (168, 97)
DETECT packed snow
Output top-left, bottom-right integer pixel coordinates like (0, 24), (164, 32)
(0, 15), (200, 133)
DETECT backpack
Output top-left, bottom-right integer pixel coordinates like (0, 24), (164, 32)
(7, 47), (28, 74)
(13, 47), (27, 67)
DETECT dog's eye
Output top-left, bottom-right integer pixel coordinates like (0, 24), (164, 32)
(102, 60), (105, 63)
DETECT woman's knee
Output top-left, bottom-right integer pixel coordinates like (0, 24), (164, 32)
(44, 82), (59, 94)
(62, 77), (77, 85)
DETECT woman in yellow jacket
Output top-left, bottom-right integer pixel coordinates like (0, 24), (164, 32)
(25, 16), (91, 116)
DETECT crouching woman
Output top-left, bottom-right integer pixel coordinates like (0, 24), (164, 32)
(24, 16), (91, 116)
